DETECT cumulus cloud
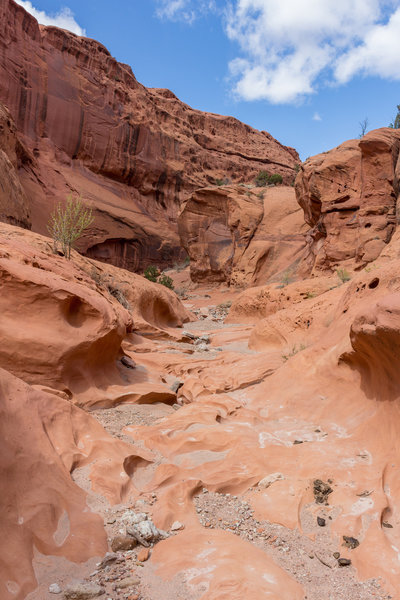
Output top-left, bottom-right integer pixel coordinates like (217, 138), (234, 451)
(313, 112), (322, 121)
(155, 0), (216, 23)
(225, 0), (400, 104)
(14, 1), (86, 36)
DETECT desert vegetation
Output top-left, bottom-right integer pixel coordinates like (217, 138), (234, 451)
(47, 195), (93, 259)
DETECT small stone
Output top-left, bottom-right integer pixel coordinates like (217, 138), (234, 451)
(317, 517), (326, 527)
(313, 479), (333, 505)
(170, 380), (183, 393)
(195, 343), (208, 352)
(99, 553), (118, 568)
(382, 521), (393, 528)
(137, 547), (150, 562)
(63, 582), (105, 599)
(333, 552), (340, 559)
(293, 440), (304, 445)
(171, 521), (184, 531)
(117, 576), (140, 590)
(258, 473), (284, 489)
(106, 518), (116, 524)
(121, 356), (136, 369)
(182, 331), (197, 340)
(49, 584), (62, 594)
(111, 535), (137, 552)
(342, 536), (359, 549)
(338, 558), (351, 567)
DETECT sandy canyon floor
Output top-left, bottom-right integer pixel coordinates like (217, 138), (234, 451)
(21, 267), (397, 600)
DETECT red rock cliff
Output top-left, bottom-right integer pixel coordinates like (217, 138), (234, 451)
(295, 128), (400, 272)
(0, 0), (299, 271)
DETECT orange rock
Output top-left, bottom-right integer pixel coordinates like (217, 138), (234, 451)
(137, 548), (151, 562)
(296, 128), (400, 272)
(179, 185), (306, 286)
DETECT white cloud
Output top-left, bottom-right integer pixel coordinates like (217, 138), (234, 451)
(225, 0), (400, 104)
(14, 1), (86, 36)
(335, 6), (400, 82)
(313, 112), (322, 121)
(155, 0), (216, 23)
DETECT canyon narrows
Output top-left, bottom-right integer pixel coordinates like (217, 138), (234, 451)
(1, 1), (400, 599)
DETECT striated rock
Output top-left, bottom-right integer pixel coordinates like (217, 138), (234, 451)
(0, 103), (31, 229)
(179, 185), (306, 286)
(0, 0), (298, 272)
(296, 128), (400, 272)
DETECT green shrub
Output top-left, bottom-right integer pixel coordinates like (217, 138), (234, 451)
(144, 265), (159, 282)
(214, 178), (224, 186)
(268, 173), (283, 185)
(255, 171), (283, 187)
(158, 273), (174, 289)
(336, 268), (351, 283)
(255, 170), (270, 187)
(48, 194), (93, 259)
(282, 344), (306, 361)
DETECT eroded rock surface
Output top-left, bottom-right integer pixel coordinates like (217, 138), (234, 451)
(296, 128), (400, 272)
(0, 0), (298, 272)
(179, 185), (307, 286)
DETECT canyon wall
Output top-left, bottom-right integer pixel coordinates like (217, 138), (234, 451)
(0, 0), (299, 272)
(295, 128), (400, 273)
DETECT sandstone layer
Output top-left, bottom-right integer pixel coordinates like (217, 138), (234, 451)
(179, 184), (307, 286)
(296, 128), (400, 272)
(0, 0), (299, 272)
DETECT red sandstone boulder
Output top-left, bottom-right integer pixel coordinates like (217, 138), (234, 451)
(296, 128), (400, 272)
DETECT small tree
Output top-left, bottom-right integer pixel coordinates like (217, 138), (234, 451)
(144, 265), (159, 282)
(389, 105), (400, 129)
(255, 170), (270, 187)
(359, 117), (369, 138)
(158, 273), (174, 289)
(48, 195), (93, 259)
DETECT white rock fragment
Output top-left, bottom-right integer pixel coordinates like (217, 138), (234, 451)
(258, 473), (284, 489)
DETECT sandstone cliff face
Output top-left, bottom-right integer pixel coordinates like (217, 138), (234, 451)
(0, 103), (31, 228)
(296, 128), (400, 272)
(178, 185), (307, 286)
(0, 0), (299, 272)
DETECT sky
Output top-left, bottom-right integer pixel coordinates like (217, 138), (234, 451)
(14, 0), (400, 160)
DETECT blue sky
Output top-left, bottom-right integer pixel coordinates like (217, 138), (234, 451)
(15, 0), (400, 160)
